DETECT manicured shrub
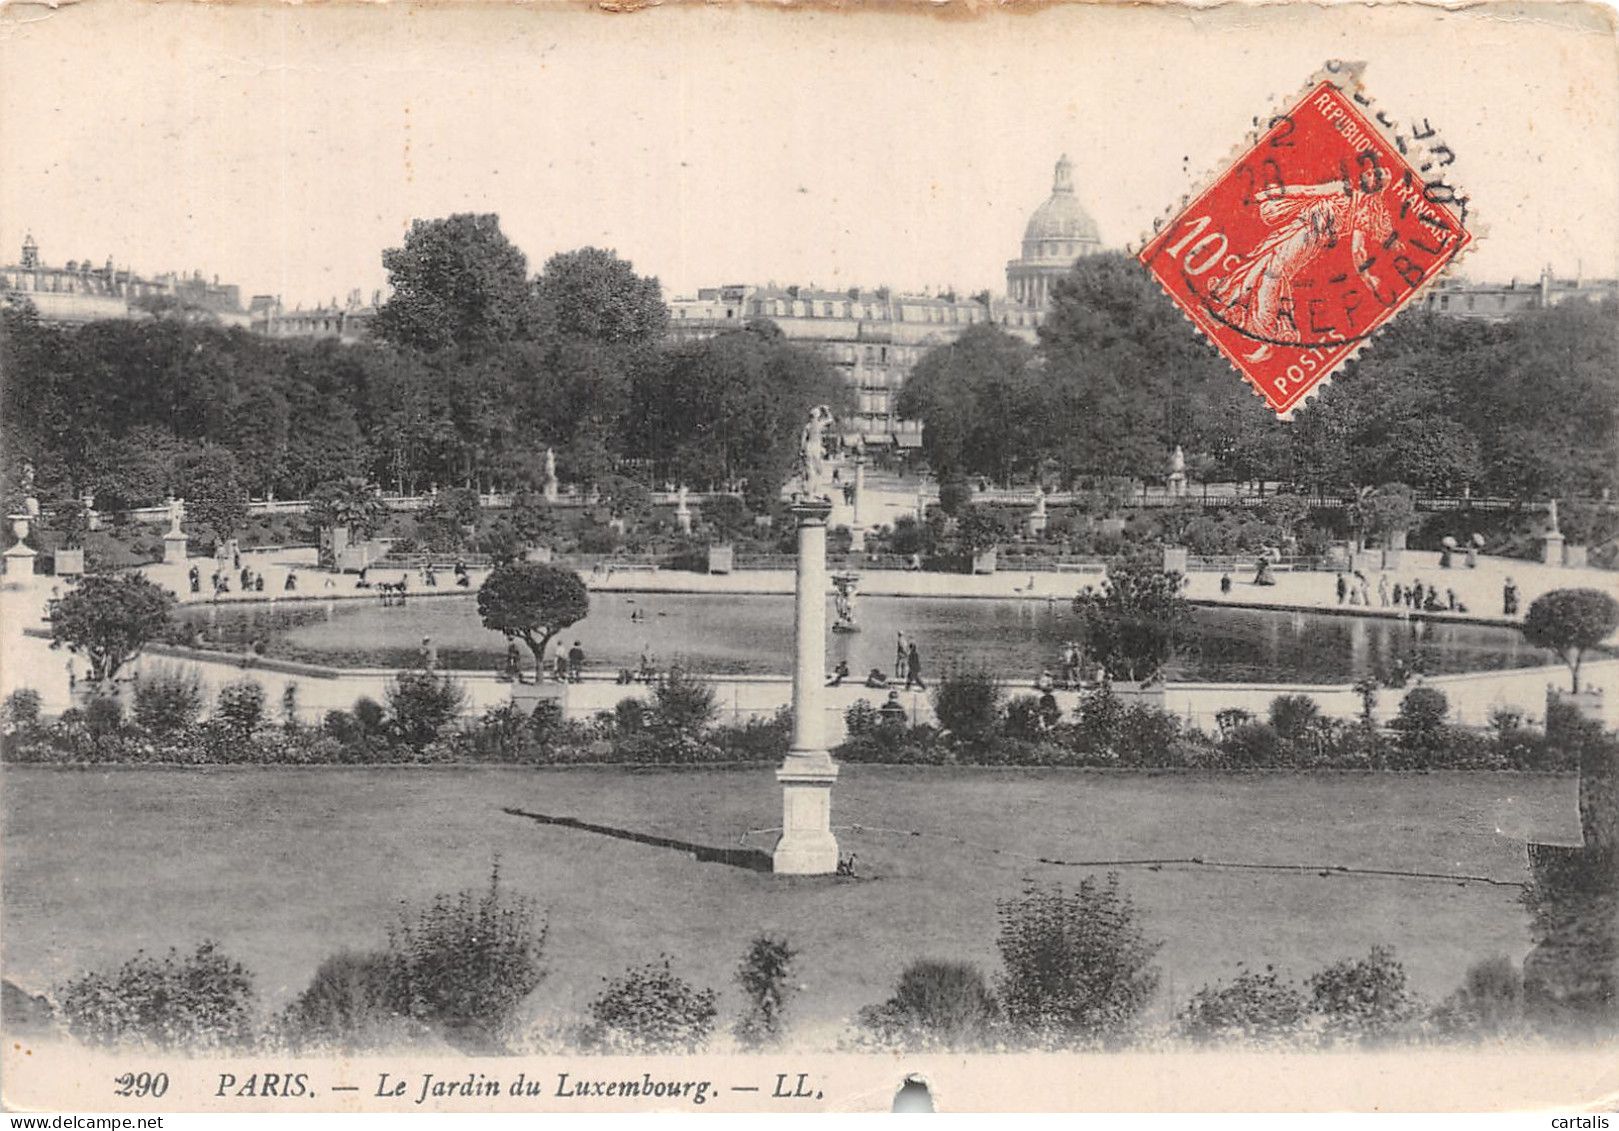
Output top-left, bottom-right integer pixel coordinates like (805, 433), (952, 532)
(613, 696), (647, 735)
(528, 699), (565, 745)
(995, 875), (1161, 1045)
(2, 688), (42, 733)
(856, 960), (1001, 1049)
(215, 678), (266, 735)
(386, 864), (547, 1051)
(844, 698), (880, 737)
(1179, 966), (1308, 1045)
(1267, 694), (1321, 742)
(385, 669), (468, 749)
(734, 934), (797, 1047)
(133, 665), (204, 735)
(582, 957), (718, 1053)
(57, 941), (256, 1050)
(1393, 686), (1450, 740)
(323, 709), (362, 744)
(650, 669), (718, 744)
(353, 696), (387, 736)
(933, 667), (1003, 750)
(1307, 945), (1420, 1045)
(711, 707), (791, 762)
(85, 695), (124, 737)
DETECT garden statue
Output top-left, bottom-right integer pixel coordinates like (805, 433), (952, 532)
(1548, 497), (1560, 534)
(795, 405), (834, 502)
(1167, 445), (1188, 499)
(167, 496), (185, 535)
(544, 447), (557, 484)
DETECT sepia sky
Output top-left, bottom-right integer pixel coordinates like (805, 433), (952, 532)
(1, 1), (1616, 308)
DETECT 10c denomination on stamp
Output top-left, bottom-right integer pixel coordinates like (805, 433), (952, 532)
(1140, 79), (1472, 417)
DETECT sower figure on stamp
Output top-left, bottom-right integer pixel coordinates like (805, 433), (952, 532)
(1207, 180), (1397, 364)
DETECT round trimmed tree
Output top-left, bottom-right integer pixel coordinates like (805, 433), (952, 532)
(50, 573), (176, 684)
(1522, 588), (1619, 694)
(475, 562), (589, 682)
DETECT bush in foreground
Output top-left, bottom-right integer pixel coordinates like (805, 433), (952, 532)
(57, 941), (256, 1051)
(385, 863), (547, 1051)
(580, 957), (718, 1053)
(856, 960), (1001, 1049)
(995, 875), (1161, 1046)
(734, 934), (798, 1047)
(1178, 966), (1308, 1045)
(1307, 945), (1421, 1045)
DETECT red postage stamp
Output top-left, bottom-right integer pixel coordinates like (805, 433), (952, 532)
(1139, 80), (1472, 417)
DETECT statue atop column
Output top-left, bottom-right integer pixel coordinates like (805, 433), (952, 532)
(1548, 497), (1560, 534)
(167, 496), (186, 535)
(794, 405), (834, 503)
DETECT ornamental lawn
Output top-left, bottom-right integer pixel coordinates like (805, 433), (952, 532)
(1, 765), (1580, 1046)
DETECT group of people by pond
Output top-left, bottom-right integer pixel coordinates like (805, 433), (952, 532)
(826, 630), (927, 691)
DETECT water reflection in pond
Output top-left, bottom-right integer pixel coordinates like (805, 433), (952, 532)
(178, 592), (1548, 684)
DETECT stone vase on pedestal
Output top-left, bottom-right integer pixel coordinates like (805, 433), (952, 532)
(773, 498), (840, 876)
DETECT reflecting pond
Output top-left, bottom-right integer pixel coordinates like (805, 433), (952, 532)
(178, 592), (1550, 684)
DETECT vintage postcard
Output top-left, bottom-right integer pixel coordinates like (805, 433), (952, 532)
(2, 0), (1617, 1117)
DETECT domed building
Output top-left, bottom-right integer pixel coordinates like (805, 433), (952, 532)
(1006, 154), (1104, 307)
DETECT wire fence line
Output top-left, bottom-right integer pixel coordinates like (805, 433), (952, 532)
(736, 820), (1528, 889)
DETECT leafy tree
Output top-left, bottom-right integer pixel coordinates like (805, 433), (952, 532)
(372, 214), (536, 352)
(308, 477), (389, 540)
(1354, 483), (1417, 547)
(532, 247), (668, 346)
(898, 324), (1038, 483)
(1039, 253), (1228, 481)
(179, 448), (249, 547)
(49, 573), (175, 684)
(1522, 588), (1619, 693)
(475, 563), (589, 682)
(1072, 556), (1194, 684)
(628, 324), (851, 503)
(995, 875), (1162, 1045)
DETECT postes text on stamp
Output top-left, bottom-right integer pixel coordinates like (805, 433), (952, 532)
(1139, 80), (1472, 417)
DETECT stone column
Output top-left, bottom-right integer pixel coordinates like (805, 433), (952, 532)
(849, 461), (866, 552)
(1543, 530), (1566, 567)
(774, 498), (840, 875)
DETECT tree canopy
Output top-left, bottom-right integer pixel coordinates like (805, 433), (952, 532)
(475, 562), (590, 680)
(1521, 588), (1619, 693)
(372, 214), (536, 352)
(1072, 555), (1195, 685)
(50, 573), (176, 683)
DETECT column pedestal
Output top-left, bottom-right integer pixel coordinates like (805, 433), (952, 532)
(1543, 532), (1566, 566)
(774, 498), (840, 876)
(3, 543), (37, 577)
(163, 531), (189, 564)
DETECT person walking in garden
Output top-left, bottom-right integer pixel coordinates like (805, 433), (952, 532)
(894, 631), (907, 679)
(1503, 577), (1519, 617)
(1377, 573), (1389, 607)
(568, 640), (585, 682)
(1335, 573), (1348, 605)
(904, 642), (926, 691)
